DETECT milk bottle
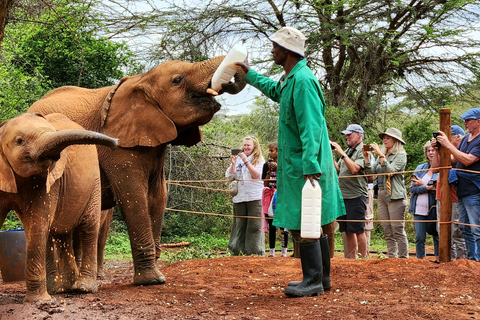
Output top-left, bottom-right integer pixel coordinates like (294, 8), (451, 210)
(300, 180), (322, 239)
(211, 43), (248, 92)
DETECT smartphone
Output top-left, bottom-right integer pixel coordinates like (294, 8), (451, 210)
(329, 141), (335, 150)
(268, 158), (274, 162)
(432, 132), (441, 148)
(410, 174), (417, 180)
(363, 145), (373, 152)
(427, 180), (437, 186)
(231, 149), (241, 156)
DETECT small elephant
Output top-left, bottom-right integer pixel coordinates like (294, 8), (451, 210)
(0, 113), (118, 303)
(29, 55), (247, 286)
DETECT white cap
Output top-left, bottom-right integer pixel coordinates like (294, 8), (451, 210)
(268, 27), (306, 57)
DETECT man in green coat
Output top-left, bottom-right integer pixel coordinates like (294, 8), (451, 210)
(235, 27), (345, 297)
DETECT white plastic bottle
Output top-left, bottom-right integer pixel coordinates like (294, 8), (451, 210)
(301, 180), (322, 239)
(211, 43), (248, 92)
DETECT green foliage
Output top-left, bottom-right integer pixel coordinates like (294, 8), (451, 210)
(403, 118), (435, 171)
(0, 0), (141, 121)
(5, 1), (139, 89)
(0, 211), (23, 231)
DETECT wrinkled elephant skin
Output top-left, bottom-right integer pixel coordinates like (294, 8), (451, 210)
(0, 113), (118, 303)
(28, 57), (247, 286)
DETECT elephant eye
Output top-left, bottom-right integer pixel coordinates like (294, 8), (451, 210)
(172, 76), (184, 85)
(15, 136), (24, 145)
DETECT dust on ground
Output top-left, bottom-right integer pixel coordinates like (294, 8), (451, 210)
(1, 254), (479, 319)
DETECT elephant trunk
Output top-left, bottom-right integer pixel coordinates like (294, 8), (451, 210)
(35, 130), (118, 160)
(201, 56), (247, 95)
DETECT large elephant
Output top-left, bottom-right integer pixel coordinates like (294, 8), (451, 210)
(0, 113), (118, 303)
(28, 56), (247, 286)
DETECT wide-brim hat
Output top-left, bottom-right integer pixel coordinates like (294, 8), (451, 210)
(269, 27), (306, 58)
(378, 127), (405, 145)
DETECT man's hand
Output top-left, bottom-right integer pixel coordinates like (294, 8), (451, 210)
(304, 173), (321, 187)
(330, 141), (344, 156)
(234, 56), (250, 74)
(435, 130), (454, 150)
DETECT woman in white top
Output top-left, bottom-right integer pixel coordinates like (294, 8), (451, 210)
(408, 141), (439, 261)
(225, 136), (265, 256)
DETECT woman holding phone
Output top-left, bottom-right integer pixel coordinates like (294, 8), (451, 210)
(409, 141), (439, 262)
(364, 128), (409, 258)
(225, 135), (265, 256)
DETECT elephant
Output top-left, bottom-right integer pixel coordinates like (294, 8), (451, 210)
(28, 56), (247, 286)
(73, 207), (114, 278)
(0, 113), (118, 303)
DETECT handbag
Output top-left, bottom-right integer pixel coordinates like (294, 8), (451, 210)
(228, 180), (238, 196)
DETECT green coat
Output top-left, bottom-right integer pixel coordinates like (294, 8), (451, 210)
(246, 59), (345, 230)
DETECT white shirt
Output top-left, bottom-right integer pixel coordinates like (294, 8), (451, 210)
(225, 156), (265, 203)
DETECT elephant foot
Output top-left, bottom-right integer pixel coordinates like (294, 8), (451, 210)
(72, 276), (98, 293)
(134, 267), (166, 286)
(23, 291), (54, 303)
(97, 267), (106, 279)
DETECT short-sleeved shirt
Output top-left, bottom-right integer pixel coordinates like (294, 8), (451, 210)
(456, 134), (480, 198)
(337, 142), (368, 199)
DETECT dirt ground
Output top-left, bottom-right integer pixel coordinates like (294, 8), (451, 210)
(1, 253), (479, 320)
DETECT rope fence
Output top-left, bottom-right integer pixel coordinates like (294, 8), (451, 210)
(165, 165), (480, 228)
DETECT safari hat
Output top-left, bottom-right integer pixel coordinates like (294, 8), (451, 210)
(342, 124), (364, 135)
(378, 127), (405, 145)
(269, 27), (306, 57)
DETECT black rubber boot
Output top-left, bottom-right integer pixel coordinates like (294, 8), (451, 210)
(287, 235), (331, 290)
(284, 240), (324, 297)
(320, 235), (331, 290)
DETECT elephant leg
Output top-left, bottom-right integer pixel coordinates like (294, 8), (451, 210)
(97, 208), (114, 278)
(0, 207), (9, 229)
(116, 183), (165, 285)
(72, 190), (101, 293)
(149, 173), (167, 260)
(46, 235), (57, 294)
(52, 233), (79, 293)
(22, 220), (52, 303)
(100, 148), (165, 286)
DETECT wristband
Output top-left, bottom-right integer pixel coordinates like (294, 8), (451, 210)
(341, 153), (348, 159)
(244, 161), (250, 165)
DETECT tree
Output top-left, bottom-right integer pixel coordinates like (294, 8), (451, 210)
(104, 0), (480, 129)
(0, 0), (141, 120)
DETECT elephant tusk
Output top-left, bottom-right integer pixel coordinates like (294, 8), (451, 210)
(206, 88), (219, 96)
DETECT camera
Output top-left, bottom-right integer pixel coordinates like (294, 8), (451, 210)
(268, 159), (274, 162)
(363, 145), (373, 152)
(432, 132), (441, 148)
(231, 149), (241, 155)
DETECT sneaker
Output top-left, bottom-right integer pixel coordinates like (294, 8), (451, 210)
(269, 248), (275, 257)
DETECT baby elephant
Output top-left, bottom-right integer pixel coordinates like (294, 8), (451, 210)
(0, 113), (118, 303)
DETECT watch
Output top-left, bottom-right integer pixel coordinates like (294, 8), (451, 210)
(341, 153), (348, 159)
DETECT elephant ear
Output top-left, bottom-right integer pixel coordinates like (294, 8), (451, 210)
(101, 78), (178, 148)
(170, 127), (203, 147)
(46, 150), (67, 194)
(0, 122), (17, 193)
(0, 152), (17, 193)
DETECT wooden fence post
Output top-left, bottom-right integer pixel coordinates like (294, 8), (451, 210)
(439, 108), (452, 262)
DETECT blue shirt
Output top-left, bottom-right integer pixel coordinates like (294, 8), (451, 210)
(456, 134), (480, 198)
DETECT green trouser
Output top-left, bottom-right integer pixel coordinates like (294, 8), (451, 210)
(227, 200), (265, 256)
(290, 230), (318, 244)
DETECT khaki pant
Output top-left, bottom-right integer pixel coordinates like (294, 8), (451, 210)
(378, 189), (408, 258)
